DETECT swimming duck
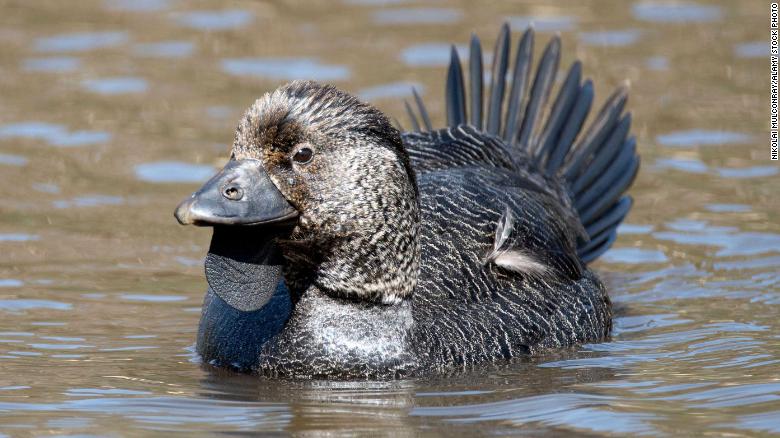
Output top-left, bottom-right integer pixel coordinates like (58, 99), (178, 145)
(174, 24), (639, 378)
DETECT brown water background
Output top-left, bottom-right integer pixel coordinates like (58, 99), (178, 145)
(0, 0), (776, 435)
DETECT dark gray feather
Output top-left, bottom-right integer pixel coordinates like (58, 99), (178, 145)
(517, 35), (561, 151)
(486, 23), (510, 135)
(503, 28), (534, 144)
(469, 34), (484, 129)
(446, 46), (467, 126)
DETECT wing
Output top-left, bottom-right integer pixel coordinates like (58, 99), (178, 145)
(401, 24), (639, 264)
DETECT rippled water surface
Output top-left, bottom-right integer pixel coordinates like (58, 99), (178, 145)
(0, 1), (774, 435)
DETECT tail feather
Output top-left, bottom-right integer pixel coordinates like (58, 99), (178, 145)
(536, 60), (581, 171)
(579, 156), (639, 226)
(572, 115), (632, 194)
(404, 100), (421, 132)
(585, 196), (632, 242)
(580, 229), (619, 264)
(486, 23), (511, 136)
(563, 86), (629, 181)
(545, 79), (593, 175)
(469, 34), (484, 129)
(407, 24), (640, 264)
(517, 35), (560, 151)
(502, 28), (534, 143)
(446, 47), (467, 126)
(575, 139), (636, 211)
(412, 88), (432, 131)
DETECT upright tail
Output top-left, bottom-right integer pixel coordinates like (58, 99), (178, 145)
(405, 24), (640, 264)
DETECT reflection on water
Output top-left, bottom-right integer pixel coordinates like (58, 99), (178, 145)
(655, 219), (780, 257)
(0, 299), (71, 311)
(656, 129), (753, 148)
(0, 233), (39, 242)
(31, 183), (61, 194)
(134, 161), (215, 183)
(654, 157), (709, 174)
(133, 41), (195, 58)
(222, 58), (351, 81)
(34, 31), (129, 52)
(0, 122), (111, 147)
(0, 153), (28, 166)
(52, 195), (124, 209)
(103, 0), (172, 13)
(735, 41), (768, 58)
(631, 2), (722, 23)
(400, 43), (468, 67)
(509, 15), (576, 32)
(705, 203), (751, 213)
(357, 81), (423, 101)
(175, 9), (254, 31)
(0, 0), (775, 436)
(716, 166), (778, 179)
(578, 29), (643, 47)
(645, 55), (668, 71)
(600, 247), (668, 264)
(22, 57), (81, 73)
(371, 8), (463, 25)
(82, 77), (149, 95)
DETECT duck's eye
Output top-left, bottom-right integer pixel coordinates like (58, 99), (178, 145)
(292, 147), (314, 164)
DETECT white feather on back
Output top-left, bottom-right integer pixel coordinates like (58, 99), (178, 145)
(484, 207), (548, 276)
(493, 250), (548, 275)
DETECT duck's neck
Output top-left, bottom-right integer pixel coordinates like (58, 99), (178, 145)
(282, 171), (421, 305)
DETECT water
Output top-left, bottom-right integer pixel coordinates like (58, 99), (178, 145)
(221, 58), (352, 82)
(82, 77), (149, 95)
(0, 0), (773, 435)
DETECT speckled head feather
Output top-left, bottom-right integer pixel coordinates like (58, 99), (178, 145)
(231, 81), (421, 305)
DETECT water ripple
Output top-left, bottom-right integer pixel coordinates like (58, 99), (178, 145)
(0, 122), (110, 147)
(104, 0), (172, 12)
(53, 195), (124, 209)
(82, 77), (148, 95)
(579, 30), (642, 47)
(372, 8), (463, 25)
(22, 57), (80, 73)
(716, 166), (778, 179)
(400, 43), (468, 67)
(0, 300), (72, 311)
(175, 10), (253, 31)
(509, 16), (576, 32)
(735, 41), (768, 58)
(0, 233), (39, 242)
(656, 129), (752, 147)
(632, 2), (722, 23)
(0, 153), (29, 167)
(134, 161), (215, 183)
(654, 223), (780, 257)
(600, 247), (669, 264)
(222, 58), (351, 81)
(34, 31), (129, 52)
(357, 81), (422, 101)
(133, 41), (195, 58)
(412, 393), (657, 435)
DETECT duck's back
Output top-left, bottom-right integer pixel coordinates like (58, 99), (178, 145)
(405, 127), (609, 368)
(399, 26), (639, 369)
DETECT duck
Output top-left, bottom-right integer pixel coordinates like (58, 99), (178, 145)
(174, 24), (639, 379)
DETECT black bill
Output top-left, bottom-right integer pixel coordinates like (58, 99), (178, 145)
(174, 159), (297, 226)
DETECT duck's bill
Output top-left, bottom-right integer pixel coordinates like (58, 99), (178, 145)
(174, 159), (298, 226)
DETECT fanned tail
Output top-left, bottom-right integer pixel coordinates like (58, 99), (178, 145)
(404, 24), (640, 264)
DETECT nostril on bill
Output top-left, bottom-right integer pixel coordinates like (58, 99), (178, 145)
(222, 185), (244, 201)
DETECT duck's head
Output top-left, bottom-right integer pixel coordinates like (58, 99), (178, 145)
(176, 81), (420, 305)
